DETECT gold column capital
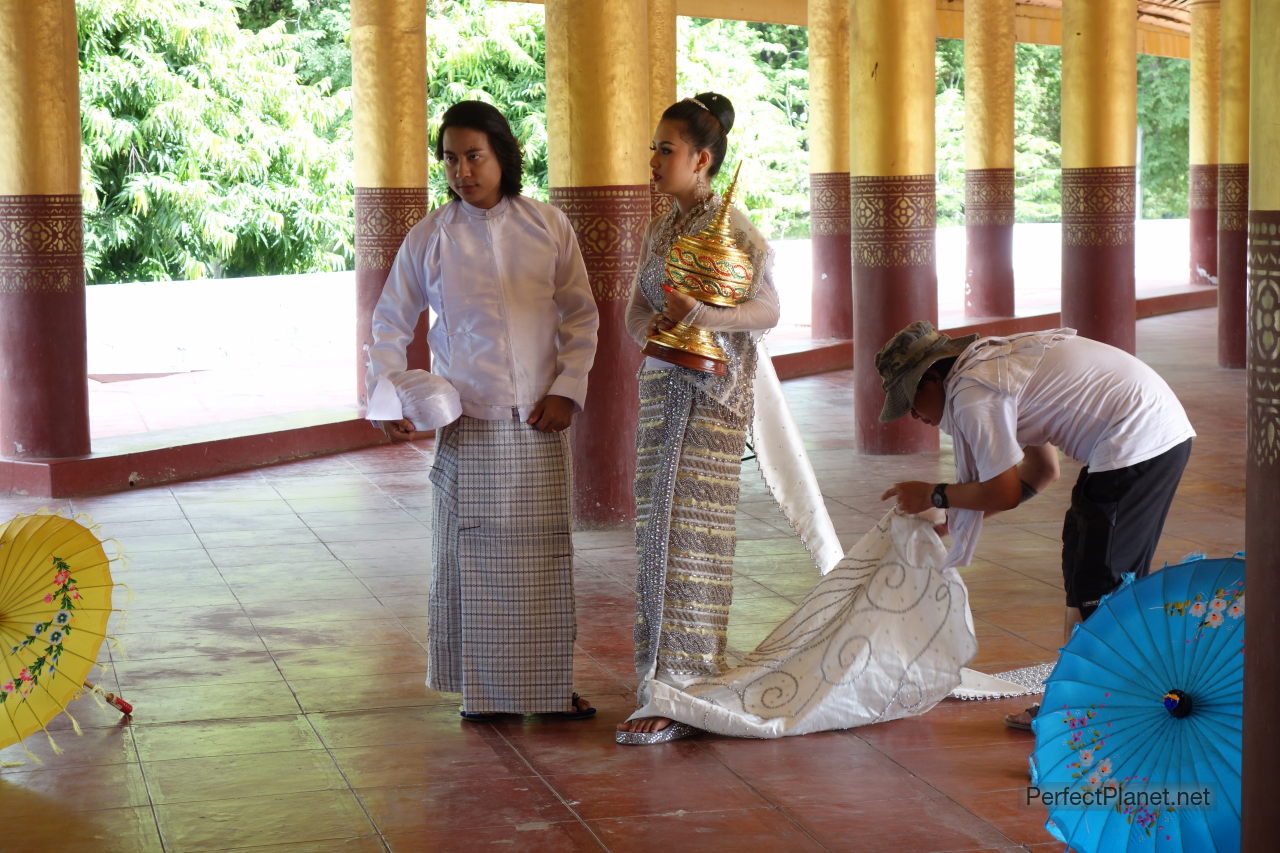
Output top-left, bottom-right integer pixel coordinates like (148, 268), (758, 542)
(546, 0), (649, 188)
(1190, 0), (1221, 166)
(1220, 0), (1251, 167)
(1061, 0), (1137, 170)
(0, 0), (80, 195)
(648, 0), (677, 135)
(351, 0), (428, 188)
(1250, 0), (1278, 208)
(808, 0), (850, 174)
(851, 0), (935, 177)
(964, 0), (1015, 171)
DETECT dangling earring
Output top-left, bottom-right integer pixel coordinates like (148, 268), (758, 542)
(695, 170), (708, 199)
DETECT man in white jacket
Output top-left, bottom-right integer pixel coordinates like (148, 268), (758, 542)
(877, 322), (1194, 730)
(366, 101), (599, 721)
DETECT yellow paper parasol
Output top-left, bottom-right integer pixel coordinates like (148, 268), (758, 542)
(0, 513), (122, 762)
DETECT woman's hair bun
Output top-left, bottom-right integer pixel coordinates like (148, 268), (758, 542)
(660, 91), (736, 177)
(696, 91), (735, 136)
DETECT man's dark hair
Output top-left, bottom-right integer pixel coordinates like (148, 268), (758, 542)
(434, 100), (523, 201)
(926, 356), (958, 380)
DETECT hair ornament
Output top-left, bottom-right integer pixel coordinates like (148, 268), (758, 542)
(686, 97), (711, 112)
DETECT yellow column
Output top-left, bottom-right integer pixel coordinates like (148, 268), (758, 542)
(808, 0), (852, 339)
(963, 0), (1016, 318)
(1060, 0), (1137, 353)
(351, 0), (429, 404)
(546, 0), (650, 524)
(1189, 1), (1220, 287)
(0, 0), (90, 459)
(1244, 2), (1280, 847)
(649, 0), (676, 217)
(1217, 0), (1250, 367)
(850, 0), (937, 453)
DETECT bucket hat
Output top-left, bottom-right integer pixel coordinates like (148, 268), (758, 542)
(875, 321), (978, 422)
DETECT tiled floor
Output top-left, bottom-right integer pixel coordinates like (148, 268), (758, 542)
(0, 307), (1243, 852)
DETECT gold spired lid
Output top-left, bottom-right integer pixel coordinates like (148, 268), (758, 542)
(665, 162), (755, 308)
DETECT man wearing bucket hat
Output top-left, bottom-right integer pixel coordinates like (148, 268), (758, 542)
(877, 322), (1194, 730)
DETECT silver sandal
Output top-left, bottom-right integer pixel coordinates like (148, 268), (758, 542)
(614, 720), (698, 746)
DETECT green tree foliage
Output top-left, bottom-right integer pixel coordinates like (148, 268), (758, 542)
(935, 39), (966, 226)
(677, 18), (809, 238)
(80, 0), (1192, 283)
(1137, 54), (1190, 219)
(238, 0), (353, 89)
(78, 0), (354, 283)
(1012, 43), (1063, 223)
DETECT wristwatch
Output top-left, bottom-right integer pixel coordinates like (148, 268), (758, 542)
(930, 483), (950, 509)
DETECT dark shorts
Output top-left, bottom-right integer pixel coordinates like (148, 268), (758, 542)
(1061, 438), (1192, 616)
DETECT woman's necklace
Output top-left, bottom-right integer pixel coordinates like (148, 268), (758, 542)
(653, 192), (717, 256)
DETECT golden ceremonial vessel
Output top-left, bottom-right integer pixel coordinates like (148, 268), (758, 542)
(643, 162), (754, 376)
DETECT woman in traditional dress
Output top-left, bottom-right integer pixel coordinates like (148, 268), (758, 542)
(615, 92), (781, 744)
(613, 96), (983, 746)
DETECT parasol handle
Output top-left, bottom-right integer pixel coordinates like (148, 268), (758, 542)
(84, 679), (133, 716)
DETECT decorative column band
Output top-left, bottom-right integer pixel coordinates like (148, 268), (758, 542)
(964, 168), (1015, 227)
(651, 190), (674, 221)
(1219, 164), (1250, 231)
(1248, 212), (1280, 466)
(810, 172), (851, 236)
(850, 174), (936, 267)
(550, 185), (650, 300)
(0, 195), (83, 294)
(1061, 166), (1136, 247)
(1190, 164), (1220, 210)
(354, 187), (429, 271)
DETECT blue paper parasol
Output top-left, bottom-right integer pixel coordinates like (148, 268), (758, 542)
(1029, 554), (1244, 852)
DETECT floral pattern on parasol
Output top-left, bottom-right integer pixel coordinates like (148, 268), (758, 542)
(1, 513), (124, 764)
(1029, 553), (1244, 852)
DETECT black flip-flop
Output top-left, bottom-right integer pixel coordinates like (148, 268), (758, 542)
(459, 709), (509, 721)
(460, 693), (595, 721)
(552, 692), (596, 720)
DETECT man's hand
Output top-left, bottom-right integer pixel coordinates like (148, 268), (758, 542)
(527, 395), (575, 432)
(881, 480), (936, 514)
(375, 418), (415, 442)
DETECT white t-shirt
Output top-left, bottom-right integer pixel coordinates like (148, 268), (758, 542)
(946, 335), (1195, 481)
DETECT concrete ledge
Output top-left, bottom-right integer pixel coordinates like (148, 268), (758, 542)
(1, 285), (1219, 498)
(1, 412), (385, 498)
(771, 284), (1218, 380)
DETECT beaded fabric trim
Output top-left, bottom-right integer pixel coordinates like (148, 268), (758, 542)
(951, 662), (1055, 700)
(633, 369), (697, 702)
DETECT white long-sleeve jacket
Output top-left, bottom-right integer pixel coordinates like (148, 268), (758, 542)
(366, 194), (599, 421)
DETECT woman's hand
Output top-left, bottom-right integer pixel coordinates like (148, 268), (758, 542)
(662, 285), (697, 324)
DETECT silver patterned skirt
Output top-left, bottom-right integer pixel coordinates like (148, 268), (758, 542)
(633, 368), (748, 699)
